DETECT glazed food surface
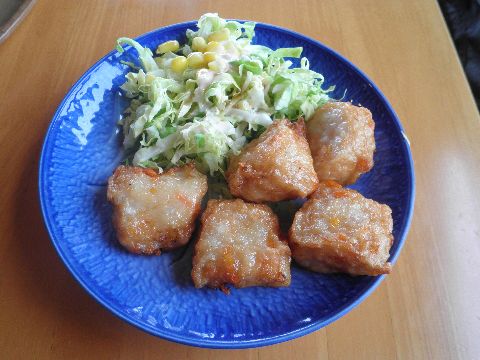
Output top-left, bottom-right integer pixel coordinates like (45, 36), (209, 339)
(192, 199), (291, 289)
(107, 164), (208, 255)
(289, 181), (393, 275)
(306, 102), (375, 185)
(226, 119), (319, 203)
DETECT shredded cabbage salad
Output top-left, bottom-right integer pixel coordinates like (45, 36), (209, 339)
(116, 13), (333, 175)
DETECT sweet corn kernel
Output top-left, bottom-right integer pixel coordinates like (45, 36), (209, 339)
(205, 41), (220, 52)
(191, 37), (207, 52)
(187, 52), (205, 68)
(156, 40), (180, 54)
(208, 61), (219, 72)
(171, 56), (187, 73)
(207, 28), (230, 42)
(203, 52), (216, 63)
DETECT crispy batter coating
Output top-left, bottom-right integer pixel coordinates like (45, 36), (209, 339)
(226, 119), (319, 203)
(289, 181), (393, 275)
(307, 102), (375, 185)
(107, 164), (207, 255)
(192, 199), (291, 289)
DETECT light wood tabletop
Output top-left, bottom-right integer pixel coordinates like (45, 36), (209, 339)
(1, 0), (479, 359)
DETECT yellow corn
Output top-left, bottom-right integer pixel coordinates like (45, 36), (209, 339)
(205, 41), (221, 52)
(156, 40), (180, 54)
(203, 52), (216, 63)
(207, 28), (230, 42)
(191, 37), (207, 52)
(208, 61), (219, 72)
(171, 56), (187, 73)
(187, 52), (205, 68)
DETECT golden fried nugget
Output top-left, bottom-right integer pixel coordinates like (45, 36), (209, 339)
(192, 199), (291, 289)
(107, 164), (207, 255)
(289, 180), (393, 275)
(226, 119), (319, 203)
(307, 102), (375, 185)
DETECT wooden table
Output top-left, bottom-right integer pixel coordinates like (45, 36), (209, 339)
(1, 0), (479, 358)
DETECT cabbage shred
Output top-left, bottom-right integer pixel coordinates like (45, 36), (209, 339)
(116, 13), (333, 175)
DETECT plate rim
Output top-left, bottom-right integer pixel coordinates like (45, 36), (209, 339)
(38, 19), (415, 349)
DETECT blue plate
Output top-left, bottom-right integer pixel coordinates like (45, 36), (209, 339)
(39, 20), (414, 349)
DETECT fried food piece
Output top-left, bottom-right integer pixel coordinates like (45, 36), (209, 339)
(306, 101), (375, 185)
(107, 164), (207, 255)
(192, 199), (291, 289)
(226, 119), (319, 203)
(289, 180), (393, 275)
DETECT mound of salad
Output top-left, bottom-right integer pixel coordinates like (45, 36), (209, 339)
(116, 13), (333, 175)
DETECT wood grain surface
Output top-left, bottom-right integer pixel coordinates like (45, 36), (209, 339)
(1, 0), (479, 359)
